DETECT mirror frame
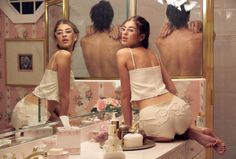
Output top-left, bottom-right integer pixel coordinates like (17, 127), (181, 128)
(203, 0), (214, 158)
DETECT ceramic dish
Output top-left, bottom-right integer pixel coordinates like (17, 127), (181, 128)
(122, 139), (156, 151)
(100, 139), (156, 151)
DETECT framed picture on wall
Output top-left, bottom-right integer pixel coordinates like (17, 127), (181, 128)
(5, 39), (45, 86)
(18, 54), (33, 71)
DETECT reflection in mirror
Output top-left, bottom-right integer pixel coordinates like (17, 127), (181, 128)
(0, 0), (66, 133)
(10, 19), (80, 131)
(68, 0), (129, 78)
(136, 0), (203, 78)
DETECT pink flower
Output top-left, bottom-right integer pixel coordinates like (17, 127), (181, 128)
(96, 99), (106, 111)
(95, 97), (121, 112)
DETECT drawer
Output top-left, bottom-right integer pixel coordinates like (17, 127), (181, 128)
(192, 150), (205, 159)
(166, 146), (186, 159)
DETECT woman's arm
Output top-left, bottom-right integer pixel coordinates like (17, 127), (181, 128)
(56, 50), (71, 116)
(116, 49), (132, 127)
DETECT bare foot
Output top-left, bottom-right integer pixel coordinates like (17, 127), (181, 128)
(201, 128), (226, 155)
(188, 128), (218, 148)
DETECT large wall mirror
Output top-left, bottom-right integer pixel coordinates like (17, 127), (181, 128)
(44, 0), (213, 127)
(46, 0), (206, 79)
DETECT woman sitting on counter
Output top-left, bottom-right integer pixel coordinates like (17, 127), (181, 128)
(116, 15), (225, 155)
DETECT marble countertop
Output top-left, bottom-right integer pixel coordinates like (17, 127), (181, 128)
(69, 140), (187, 159)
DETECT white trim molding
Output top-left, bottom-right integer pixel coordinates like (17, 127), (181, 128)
(0, 0), (45, 24)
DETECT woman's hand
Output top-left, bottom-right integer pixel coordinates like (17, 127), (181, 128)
(109, 25), (121, 40)
(188, 20), (203, 33)
(85, 25), (95, 36)
(159, 22), (174, 38)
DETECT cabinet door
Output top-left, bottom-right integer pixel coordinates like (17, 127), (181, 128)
(186, 140), (205, 159)
(167, 146), (186, 159)
(192, 150), (205, 159)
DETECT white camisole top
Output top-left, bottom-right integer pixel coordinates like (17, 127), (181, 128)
(32, 52), (75, 102)
(128, 48), (168, 102)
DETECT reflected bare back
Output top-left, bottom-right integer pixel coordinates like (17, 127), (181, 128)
(157, 28), (202, 76)
(80, 31), (123, 78)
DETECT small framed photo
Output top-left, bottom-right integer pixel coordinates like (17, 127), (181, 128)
(5, 39), (45, 86)
(18, 54), (33, 71)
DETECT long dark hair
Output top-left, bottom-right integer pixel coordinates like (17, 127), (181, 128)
(166, 4), (190, 28)
(122, 16), (150, 48)
(54, 19), (79, 51)
(90, 0), (114, 32)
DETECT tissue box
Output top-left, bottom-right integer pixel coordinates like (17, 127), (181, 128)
(24, 126), (53, 139)
(56, 127), (81, 154)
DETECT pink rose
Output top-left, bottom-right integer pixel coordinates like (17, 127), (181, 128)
(96, 99), (106, 111)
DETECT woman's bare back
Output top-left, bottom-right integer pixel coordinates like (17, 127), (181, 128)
(156, 28), (202, 76)
(80, 32), (123, 78)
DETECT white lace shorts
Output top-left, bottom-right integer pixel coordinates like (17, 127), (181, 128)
(139, 96), (192, 139)
(11, 98), (48, 129)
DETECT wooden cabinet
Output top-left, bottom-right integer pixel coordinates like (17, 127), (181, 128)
(186, 140), (205, 159)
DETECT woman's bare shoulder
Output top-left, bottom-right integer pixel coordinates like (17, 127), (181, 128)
(54, 50), (71, 59)
(117, 47), (130, 53)
(117, 48), (130, 58)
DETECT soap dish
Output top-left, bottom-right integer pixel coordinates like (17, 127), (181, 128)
(122, 139), (156, 151)
(100, 139), (156, 151)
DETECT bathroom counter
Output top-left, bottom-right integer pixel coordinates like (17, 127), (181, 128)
(69, 140), (205, 159)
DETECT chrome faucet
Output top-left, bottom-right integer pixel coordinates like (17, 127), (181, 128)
(24, 146), (47, 159)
